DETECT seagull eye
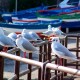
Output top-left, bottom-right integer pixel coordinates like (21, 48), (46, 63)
(53, 39), (55, 41)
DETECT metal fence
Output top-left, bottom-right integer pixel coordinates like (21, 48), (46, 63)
(0, 34), (80, 80)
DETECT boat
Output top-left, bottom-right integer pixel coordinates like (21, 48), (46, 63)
(1, 0), (80, 33)
(1, 6), (48, 23)
(2, 0), (80, 23)
(0, 19), (62, 33)
(12, 12), (38, 24)
(61, 19), (80, 29)
(59, 0), (74, 8)
(38, 6), (80, 17)
(37, 0), (80, 29)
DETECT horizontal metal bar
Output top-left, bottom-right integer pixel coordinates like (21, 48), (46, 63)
(0, 52), (43, 67)
(50, 72), (62, 80)
(19, 66), (40, 77)
(69, 49), (80, 52)
(19, 69), (30, 77)
(66, 34), (80, 37)
(34, 41), (48, 47)
(10, 67), (40, 79)
(8, 74), (17, 80)
(46, 63), (80, 76)
(66, 63), (80, 66)
(7, 47), (20, 54)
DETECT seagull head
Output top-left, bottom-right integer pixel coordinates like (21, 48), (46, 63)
(51, 37), (60, 43)
(8, 32), (17, 41)
(48, 24), (52, 31)
(22, 29), (27, 34)
(17, 34), (22, 38)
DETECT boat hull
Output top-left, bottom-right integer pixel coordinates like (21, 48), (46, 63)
(0, 22), (61, 33)
(61, 20), (80, 28)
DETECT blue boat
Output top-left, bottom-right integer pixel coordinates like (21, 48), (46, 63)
(61, 20), (80, 29)
(1, 6), (48, 23)
(0, 19), (62, 33)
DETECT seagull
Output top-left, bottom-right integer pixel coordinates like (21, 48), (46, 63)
(42, 24), (54, 37)
(7, 32), (17, 42)
(52, 27), (66, 38)
(51, 37), (79, 61)
(29, 31), (42, 41)
(16, 34), (38, 58)
(0, 28), (16, 52)
(21, 29), (37, 41)
(0, 35), (16, 48)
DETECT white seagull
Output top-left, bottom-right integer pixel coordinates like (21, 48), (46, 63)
(16, 34), (38, 57)
(52, 27), (66, 38)
(0, 28), (16, 47)
(0, 28), (16, 51)
(51, 37), (79, 61)
(29, 31), (42, 41)
(42, 24), (54, 37)
(21, 29), (37, 41)
(7, 32), (17, 42)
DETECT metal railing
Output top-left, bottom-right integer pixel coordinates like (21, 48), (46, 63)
(0, 34), (80, 80)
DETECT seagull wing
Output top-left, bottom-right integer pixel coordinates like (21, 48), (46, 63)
(43, 30), (54, 36)
(0, 35), (16, 47)
(22, 33), (35, 41)
(21, 38), (38, 52)
(52, 42), (77, 59)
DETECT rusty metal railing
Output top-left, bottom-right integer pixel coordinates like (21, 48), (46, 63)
(45, 63), (80, 80)
(0, 52), (80, 80)
(0, 34), (80, 80)
(63, 34), (80, 76)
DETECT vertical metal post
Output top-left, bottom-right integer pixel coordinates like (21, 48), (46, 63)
(47, 42), (51, 61)
(38, 46), (43, 80)
(27, 53), (32, 80)
(76, 36), (79, 69)
(60, 58), (64, 80)
(0, 56), (4, 80)
(45, 68), (50, 80)
(55, 55), (58, 80)
(41, 61), (49, 80)
(46, 42), (51, 79)
(15, 0), (17, 14)
(66, 28), (69, 33)
(57, 59), (60, 80)
(43, 43), (47, 61)
(64, 36), (67, 76)
(14, 50), (20, 80)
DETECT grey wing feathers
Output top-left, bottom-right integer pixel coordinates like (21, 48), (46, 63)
(23, 33), (33, 40)
(0, 35), (15, 47)
(22, 38), (37, 51)
(54, 42), (76, 58)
